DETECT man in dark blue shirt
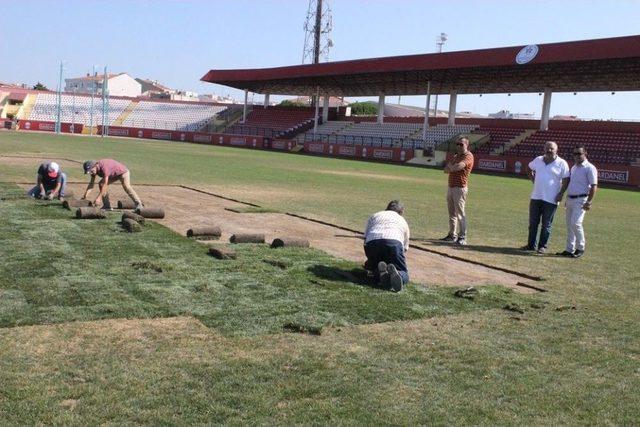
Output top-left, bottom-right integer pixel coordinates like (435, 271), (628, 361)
(27, 161), (67, 201)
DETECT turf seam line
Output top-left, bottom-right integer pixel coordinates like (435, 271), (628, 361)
(179, 185), (261, 207)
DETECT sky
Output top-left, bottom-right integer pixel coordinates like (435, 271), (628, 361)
(1, 0), (639, 120)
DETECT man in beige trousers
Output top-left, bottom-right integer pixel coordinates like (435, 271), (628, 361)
(82, 159), (143, 210)
(441, 137), (474, 245)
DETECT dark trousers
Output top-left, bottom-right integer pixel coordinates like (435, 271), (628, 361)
(364, 239), (409, 284)
(528, 199), (558, 249)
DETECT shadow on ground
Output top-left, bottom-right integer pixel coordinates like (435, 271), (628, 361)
(307, 264), (387, 290)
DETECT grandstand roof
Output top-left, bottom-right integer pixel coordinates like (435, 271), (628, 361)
(201, 35), (640, 96)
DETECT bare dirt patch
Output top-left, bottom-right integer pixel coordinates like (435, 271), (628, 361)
(52, 182), (537, 292)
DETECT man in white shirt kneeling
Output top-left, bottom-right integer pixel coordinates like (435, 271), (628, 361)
(363, 200), (410, 292)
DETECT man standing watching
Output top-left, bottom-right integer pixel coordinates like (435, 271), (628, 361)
(442, 136), (474, 245)
(364, 200), (410, 292)
(82, 159), (143, 210)
(524, 141), (570, 254)
(27, 161), (66, 201)
(557, 146), (598, 258)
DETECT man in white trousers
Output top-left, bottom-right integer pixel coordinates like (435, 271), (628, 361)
(557, 146), (598, 258)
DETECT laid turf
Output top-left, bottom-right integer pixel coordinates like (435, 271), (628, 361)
(0, 183), (533, 336)
(1, 131), (639, 424)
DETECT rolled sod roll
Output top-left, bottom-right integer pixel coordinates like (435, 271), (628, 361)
(63, 199), (92, 210)
(76, 207), (106, 219)
(122, 211), (146, 225)
(187, 226), (222, 239)
(117, 199), (137, 210)
(270, 237), (310, 248)
(229, 233), (265, 244)
(208, 246), (237, 260)
(135, 207), (165, 219)
(122, 218), (142, 233)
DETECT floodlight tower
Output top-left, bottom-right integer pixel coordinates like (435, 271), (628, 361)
(433, 32), (447, 118)
(302, 0), (333, 65)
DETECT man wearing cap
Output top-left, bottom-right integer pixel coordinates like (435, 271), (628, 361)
(363, 200), (410, 292)
(27, 161), (66, 201)
(81, 159), (143, 210)
(557, 146), (598, 258)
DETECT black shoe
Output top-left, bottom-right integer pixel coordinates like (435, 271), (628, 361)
(387, 264), (403, 292)
(456, 238), (467, 246)
(521, 245), (535, 251)
(572, 249), (584, 258)
(440, 235), (456, 242)
(377, 261), (389, 287)
(556, 250), (574, 257)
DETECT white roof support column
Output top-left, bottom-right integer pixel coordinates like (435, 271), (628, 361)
(422, 81), (431, 142)
(313, 86), (320, 138)
(447, 90), (457, 125)
(322, 95), (330, 123)
(377, 95), (385, 124)
(242, 89), (248, 123)
(540, 88), (553, 130)
(263, 93), (270, 108)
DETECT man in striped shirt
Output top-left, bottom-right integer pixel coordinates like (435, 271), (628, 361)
(442, 137), (474, 245)
(364, 200), (410, 292)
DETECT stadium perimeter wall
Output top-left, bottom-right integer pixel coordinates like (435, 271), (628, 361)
(447, 152), (639, 187)
(8, 120), (638, 187)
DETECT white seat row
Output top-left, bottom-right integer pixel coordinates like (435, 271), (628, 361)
(123, 101), (226, 131)
(28, 93), (130, 126)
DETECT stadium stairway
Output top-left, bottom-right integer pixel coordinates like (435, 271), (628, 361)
(492, 129), (536, 155)
(208, 108), (244, 133)
(112, 100), (138, 126)
(21, 94), (37, 119)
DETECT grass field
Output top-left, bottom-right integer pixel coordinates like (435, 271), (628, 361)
(1, 131), (639, 424)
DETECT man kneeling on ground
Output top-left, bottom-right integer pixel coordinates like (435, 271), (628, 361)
(81, 159), (143, 210)
(363, 200), (410, 292)
(27, 161), (66, 201)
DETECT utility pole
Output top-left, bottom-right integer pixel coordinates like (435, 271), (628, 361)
(302, 0), (333, 64)
(433, 32), (447, 120)
(89, 66), (96, 136)
(101, 66), (109, 138)
(55, 61), (64, 134)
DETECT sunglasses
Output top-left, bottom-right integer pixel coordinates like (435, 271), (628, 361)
(573, 152), (584, 156)
(456, 143), (464, 146)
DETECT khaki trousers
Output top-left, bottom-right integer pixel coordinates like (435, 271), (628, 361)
(447, 186), (468, 239)
(101, 171), (142, 207)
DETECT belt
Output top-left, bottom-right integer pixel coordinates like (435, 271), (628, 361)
(568, 194), (588, 199)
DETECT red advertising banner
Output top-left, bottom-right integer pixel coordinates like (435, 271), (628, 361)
(451, 153), (640, 187)
(97, 126), (265, 149)
(269, 139), (297, 151)
(19, 120), (83, 134)
(304, 141), (414, 163)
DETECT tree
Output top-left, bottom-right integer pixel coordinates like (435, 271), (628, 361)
(278, 99), (306, 107)
(349, 101), (378, 116)
(33, 82), (48, 91)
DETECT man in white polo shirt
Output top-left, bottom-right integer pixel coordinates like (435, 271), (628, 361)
(523, 141), (570, 254)
(557, 145), (598, 258)
(364, 200), (410, 292)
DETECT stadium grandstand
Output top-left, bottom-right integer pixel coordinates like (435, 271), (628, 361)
(3, 34), (640, 185)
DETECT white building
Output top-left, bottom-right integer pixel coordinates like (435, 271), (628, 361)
(65, 73), (141, 97)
